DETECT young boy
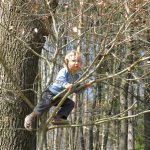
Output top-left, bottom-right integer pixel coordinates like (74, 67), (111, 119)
(24, 50), (91, 131)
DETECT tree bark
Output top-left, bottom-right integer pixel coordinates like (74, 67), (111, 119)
(144, 30), (150, 149)
(0, 1), (58, 149)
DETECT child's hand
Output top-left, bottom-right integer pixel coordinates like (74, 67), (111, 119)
(65, 84), (73, 90)
(85, 81), (92, 88)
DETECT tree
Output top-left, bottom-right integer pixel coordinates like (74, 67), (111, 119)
(144, 29), (150, 150)
(0, 0), (150, 150)
(0, 0), (58, 149)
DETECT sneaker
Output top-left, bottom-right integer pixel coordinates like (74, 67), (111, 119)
(24, 114), (33, 131)
(51, 116), (69, 125)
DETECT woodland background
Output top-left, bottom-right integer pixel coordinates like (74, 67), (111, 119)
(0, 0), (150, 150)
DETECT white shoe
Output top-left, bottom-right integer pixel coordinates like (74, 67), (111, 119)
(24, 114), (33, 131)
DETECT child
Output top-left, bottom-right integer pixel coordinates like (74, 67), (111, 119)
(24, 50), (91, 131)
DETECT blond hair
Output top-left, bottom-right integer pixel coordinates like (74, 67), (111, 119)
(64, 50), (82, 63)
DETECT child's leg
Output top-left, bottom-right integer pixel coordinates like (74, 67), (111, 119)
(55, 98), (75, 119)
(51, 98), (74, 125)
(24, 89), (54, 131)
(33, 90), (54, 116)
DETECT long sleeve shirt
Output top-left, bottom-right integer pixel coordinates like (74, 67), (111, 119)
(48, 67), (79, 96)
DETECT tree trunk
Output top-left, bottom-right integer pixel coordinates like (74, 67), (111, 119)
(144, 30), (150, 149)
(0, 1), (58, 149)
(119, 80), (128, 150)
(144, 87), (150, 150)
(127, 84), (134, 150)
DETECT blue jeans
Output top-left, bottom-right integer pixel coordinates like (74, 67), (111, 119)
(33, 89), (75, 118)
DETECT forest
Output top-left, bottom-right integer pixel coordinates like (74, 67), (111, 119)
(0, 0), (150, 150)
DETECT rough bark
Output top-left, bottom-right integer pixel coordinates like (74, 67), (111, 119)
(0, 0), (58, 150)
(144, 31), (150, 150)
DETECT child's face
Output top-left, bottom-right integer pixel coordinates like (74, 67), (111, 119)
(68, 55), (82, 73)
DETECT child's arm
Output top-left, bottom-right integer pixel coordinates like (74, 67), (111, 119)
(72, 81), (92, 93)
(55, 68), (71, 88)
(64, 82), (91, 93)
(64, 83), (73, 90)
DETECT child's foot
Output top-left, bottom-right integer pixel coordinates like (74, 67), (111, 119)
(24, 114), (33, 131)
(51, 116), (69, 125)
